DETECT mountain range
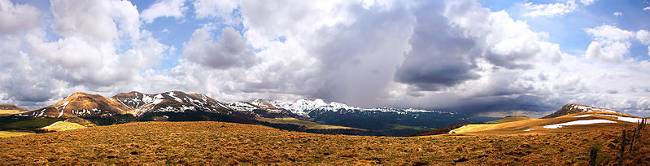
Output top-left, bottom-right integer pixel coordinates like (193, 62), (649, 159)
(2, 91), (640, 136)
(1, 91), (482, 136)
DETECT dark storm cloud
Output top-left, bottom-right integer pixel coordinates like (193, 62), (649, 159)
(307, 3), (414, 106)
(442, 95), (561, 115)
(394, 1), (480, 90)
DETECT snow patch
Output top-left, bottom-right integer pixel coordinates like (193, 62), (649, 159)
(153, 94), (164, 104)
(168, 92), (183, 102)
(573, 114), (644, 123)
(543, 119), (617, 129)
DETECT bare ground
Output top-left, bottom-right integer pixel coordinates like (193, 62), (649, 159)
(0, 121), (647, 165)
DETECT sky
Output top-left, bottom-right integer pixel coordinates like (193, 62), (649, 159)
(1, 0), (650, 116)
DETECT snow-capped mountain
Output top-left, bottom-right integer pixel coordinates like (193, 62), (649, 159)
(225, 99), (304, 119)
(259, 98), (445, 117)
(112, 91), (257, 122)
(113, 91), (230, 116)
(543, 103), (625, 118)
(232, 98), (463, 131)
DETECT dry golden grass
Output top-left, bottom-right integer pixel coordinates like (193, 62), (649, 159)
(450, 112), (640, 135)
(41, 121), (87, 132)
(0, 121), (646, 165)
(0, 109), (23, 117)
(0, 131), (33, 138)
(258, 117), (358, 130)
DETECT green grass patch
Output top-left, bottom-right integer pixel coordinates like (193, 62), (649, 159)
(0, 117), (61, 130)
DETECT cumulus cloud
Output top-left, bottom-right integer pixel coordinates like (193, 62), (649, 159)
(0, 0), (170, 106)
(638, 30), (650, 44)
(0, 0), (40, 34)
(141, 0), (187, 23)
(637, 30), (650, 56)
(182, 26), (255, 69)
(584, 25), (635, 62)
(1, 0), (650, 117)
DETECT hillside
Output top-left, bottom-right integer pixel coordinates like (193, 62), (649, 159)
(448, 104), (645, 135)
(0, 121), (647, 165)
(0, 104), (27, 117)
(15, 92), (135, 125)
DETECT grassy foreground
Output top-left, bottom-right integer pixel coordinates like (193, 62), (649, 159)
(0, 121), (647, 165)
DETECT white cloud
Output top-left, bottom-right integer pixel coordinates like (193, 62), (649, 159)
(0, 0), (170, 106)
(584, 25), (635, 62)
(0, 0), (40, 34)
(637, 30), (650, 45)
(637, 30), (650, 56)
(141, 0), (187, 23)
(523, 0), (578, 17)
(613, 12), (623, 16)
(193, 0), (238, 19)
(580, 0), (596, 5)
(523, 0), (597, 17)
(2, 0), (650, 116)
(182, 26), (255, 69)
(644, 6), (650, 11)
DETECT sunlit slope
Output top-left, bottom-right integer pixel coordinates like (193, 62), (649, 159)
(450, 112), (644, 135)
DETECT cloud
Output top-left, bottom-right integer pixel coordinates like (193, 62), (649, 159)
(522, 0), (597, 17)
(2, 0), (650, 117)
(636, 30), (650, 56)
(182, 26), (256, 69)
(644, 6), (650, 11)
(613, 12), (623, 16)
(193, 0), (238, 19)
(395, 1), (479, 90)
(141, 0), (188, 23)
(523, 0), (578, 17)
(0, 0), (40, 34)
(0, 0), (170, 106)
(584, 25), (635, 62)
(638, 30), (650, 44)
(580, 0), (596, 5)
(307, 2), (414, 105)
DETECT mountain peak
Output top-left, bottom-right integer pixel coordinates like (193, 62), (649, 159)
(21, 91), (131, 119)
(542, 103), (622, 118)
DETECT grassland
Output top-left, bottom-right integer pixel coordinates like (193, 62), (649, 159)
(0, 109), (23, 117)
(41, 121), (87, 132)
(0, 121), (646, 165)
(0, 117), (60, 130)
(0, 131), (34, 138)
